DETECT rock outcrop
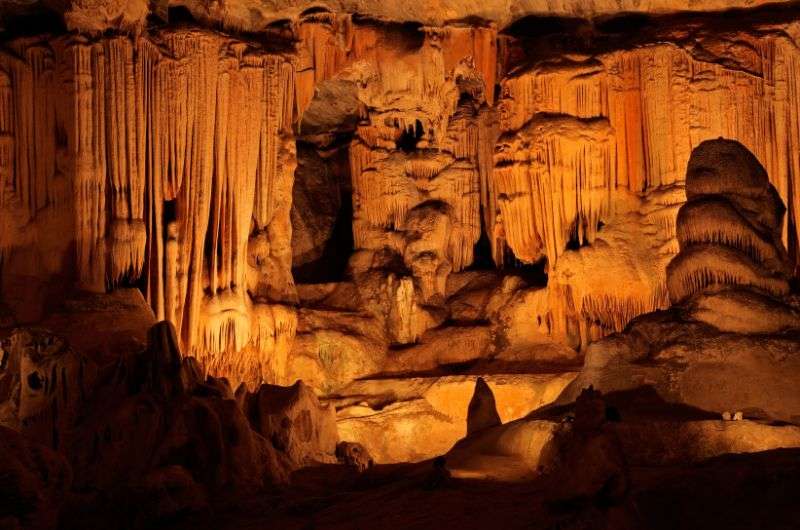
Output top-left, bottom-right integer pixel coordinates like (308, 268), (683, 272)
(7, 5), (800, 397)
(0, 319), (350, 527)
(22, 0), (798, 33)
(243, 379), (339, 468)
(558, 140), (800, 422)
(667, 139), (797, 330)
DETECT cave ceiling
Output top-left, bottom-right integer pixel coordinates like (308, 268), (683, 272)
(1, 0), (798, 32)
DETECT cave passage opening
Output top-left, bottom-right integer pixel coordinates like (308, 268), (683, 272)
(290, 79), (362, 284)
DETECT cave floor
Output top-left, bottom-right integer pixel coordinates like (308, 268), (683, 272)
(168, 449), (800, 530)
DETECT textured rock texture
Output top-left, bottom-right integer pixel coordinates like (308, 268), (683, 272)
(329, 372), (576, 462)
(446, 387), (800, 482)
(7, 7), (800, 394)
(12, 0), (796, 32)
(559, 140), (800, 423)
(0, 318), (358, 527)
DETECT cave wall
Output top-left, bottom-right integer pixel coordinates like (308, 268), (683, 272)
(495, 27), (800, 347)
(0, 15), (500, 386)
(0, 30), (298, 385)
(4, 9), (800, 387)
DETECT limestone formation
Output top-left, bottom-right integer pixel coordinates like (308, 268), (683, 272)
(242, 379), (339, 468)
(466, 376), (502, 435)
(667, 139), (794, 311)
(545, 387), (629, 505)
(0, 328), (95, 450)
(7, 6), (800, 393)
(335, 441), (373, 472)
(68, 322), (294, 500)
(3, 2), (800, 528)
(23, 0), (798, 33)
(331, 373), (576, 463)
(446, 386), (800, 483)
(0, 30), (297, 389)
(0, 320), (348, 526)
(559, 140), (800, 422)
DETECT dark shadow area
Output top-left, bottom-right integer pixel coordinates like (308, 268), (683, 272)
(162, 444), (800, 530)
(396, 120), (424, 153)
(501, 247), (549, 286)
(529, 385), (723, 423)
(503, 15), (588, 39)
(291, 141), (354, 284)
(350, 16), (426, 52)
(0, 8), (65, 39)
(291, 190), (354, 283)
(594, 12), (652, 34)
(166, 5), (196, 26)
(470, 224), (496, 270)
(467, 230), (549, 286)
(500, 3), (800, 73)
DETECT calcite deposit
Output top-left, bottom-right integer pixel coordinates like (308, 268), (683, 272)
(559, 139), (800, 422)
(2, 1), (800, 529)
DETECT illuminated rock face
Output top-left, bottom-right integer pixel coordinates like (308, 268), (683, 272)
(4, 6), (800, 528)
(560, 140), (800, 422)
(0, 31), (297, 388)
(491, 31), (800, 348)
(4, 8), (800, 396)
(330, 372), (577, 463)
(668, 139), (793, 305)
(43, 0), (798, 33)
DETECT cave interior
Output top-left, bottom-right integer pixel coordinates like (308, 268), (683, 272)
(1, 1), (800, 529)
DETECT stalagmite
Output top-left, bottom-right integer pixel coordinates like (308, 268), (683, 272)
(489, 26), (800, 345)
(105, 37), (146, 284)
(6, 6), (800, 528)
(667, 138), (793, 304)
(667, 244), (791, 303)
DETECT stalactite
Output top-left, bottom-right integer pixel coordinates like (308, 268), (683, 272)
(163, 32), (219, 352)
(105, 37), (146, 284)
(250, 303), (298, 385)
(0, 68), (14, 213)
(477, 108), (501, 264)
(253, 57), (294, 230)
(295, 13), (350, 120)
(496, 40), (800, 264)
(493, 33), (800, 344)
(0, 30), (301, 387)
(71, 42), (107, 292)
(9, 18), (800, 386)
(494, 114), (615, 263)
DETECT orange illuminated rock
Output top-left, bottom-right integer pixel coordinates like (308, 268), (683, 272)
(6, 1), (800, 447)
(330, 372), (577, 463)
(446, 391), (800, 483)
(43, 0), (798, 32)
(6, 4), (800, 528)
(560, 140), (800, 422)
(242, 380), (339, 468)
